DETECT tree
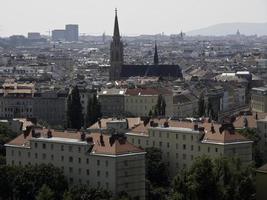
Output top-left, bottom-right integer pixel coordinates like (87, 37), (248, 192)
(198, 92), (205, 117)
(67, 185), (112, 200)
(67, 86), (83, 129)
(170, 156), (256, 200)
(36, 184), (54, 200)
(145, 147), (169, 200)
(154, 94), (166, 116)
(85, 93), (102, 127)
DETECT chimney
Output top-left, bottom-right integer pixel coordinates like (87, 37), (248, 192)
(211, 123), (216, 134)
(81, 132), (86, 141)
(98, 119), (102, 128)
(47, 129), (52, 138)
(194, 121), (198, 131)
(100, 134), (104, 146)
(164, 121), (169, 128)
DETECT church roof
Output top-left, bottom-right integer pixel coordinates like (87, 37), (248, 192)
(121, 64), (183, 79)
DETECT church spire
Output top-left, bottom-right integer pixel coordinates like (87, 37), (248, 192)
(154, 42), (159, 65)
(113, 8), (120, 38)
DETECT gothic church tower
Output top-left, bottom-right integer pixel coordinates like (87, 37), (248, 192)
(110, 9), (124, 81)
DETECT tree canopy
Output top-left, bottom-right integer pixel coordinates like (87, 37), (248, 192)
(67, 86), (83, 130)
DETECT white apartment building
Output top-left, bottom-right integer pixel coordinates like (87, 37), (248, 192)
(5, 128), (146, 200)
(125, 119), (253, 177)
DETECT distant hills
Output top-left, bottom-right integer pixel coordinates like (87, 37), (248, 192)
(187, 22), (267, 36)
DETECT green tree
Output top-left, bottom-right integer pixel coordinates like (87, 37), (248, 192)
(36, 184), (55, 200)
(67, 185), (112, 200)
(198, 92), (205, 117)
(154, 94), (166, 116)
(67, 86), (83, 129)
(85, 93), (102, 127)
(145, 147), (169, 200)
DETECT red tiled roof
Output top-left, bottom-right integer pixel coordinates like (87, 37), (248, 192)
(7, 129), (144, 156)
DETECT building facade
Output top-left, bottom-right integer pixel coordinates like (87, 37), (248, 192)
(251, 87), (267, 113)
(125, 119), (253, 177)
(5, 129), (146, 200)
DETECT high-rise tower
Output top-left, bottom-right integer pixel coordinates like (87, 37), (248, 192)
(110, 9), (124, 81)
(154, 42), (159, 65)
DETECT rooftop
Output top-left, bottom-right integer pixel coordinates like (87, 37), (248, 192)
(6, 129), (144, 156)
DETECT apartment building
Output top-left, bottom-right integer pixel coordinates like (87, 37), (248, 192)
(251, 87), (267, 113)
(125, 119), (253, 177)
(5, 128), (146, 200)
(125, 88), (173, 117)
(33, 91), (68, 126)
(98, 88), (126, 117)
(173, 92), (198, 118)
(0, 80), (35, 118)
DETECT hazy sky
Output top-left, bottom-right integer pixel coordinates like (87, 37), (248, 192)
(0, 0), (266, 37)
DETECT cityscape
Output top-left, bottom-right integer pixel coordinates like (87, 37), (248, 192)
(0, 1), (267, 200)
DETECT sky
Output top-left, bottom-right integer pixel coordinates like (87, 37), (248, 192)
(0, 0), (266, 37)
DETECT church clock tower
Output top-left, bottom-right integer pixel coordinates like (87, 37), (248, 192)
(110, 9), (124, 81)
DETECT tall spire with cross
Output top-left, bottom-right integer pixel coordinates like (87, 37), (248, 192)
(110, 8), (124, 81)
(113, 8), (120, 39)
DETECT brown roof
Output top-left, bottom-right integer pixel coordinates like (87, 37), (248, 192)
(234, 112), (267, 129)
(89, 117), (142, 129)
(6, 129), (144, 156)
(125, 88), (172, 96)
(129, 118), (250, 144)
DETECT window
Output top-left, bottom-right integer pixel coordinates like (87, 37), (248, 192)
(208, 147), (210, 153)
(159, 141), (162, 147)
(146, 140), (149, 145)
(124, 160), (128, 166)
(50, 144), (54, 150)
(51, 155), (54, 160)
(35, 153), (38, 159)
(42, 153), (46, 160)
(183, 144), (186, 150)
(138, 139), (141, 145)
(176, 153), (179, 158)
(167, 142), (170, 148)
(78, 157), (81, 164)
(18, 151), (21, 157)
(11, 150), (14, 156)
(69, 146), (72, 152)
(61, 145), (64, 151)
(61, 156), (64, 161)
(176, 143), (178, 149)
(183, 154), (186, 160)
(86, 158), (89, 164)
(132, 138), (134, 143)
(69, 178), (73, 184)
(28, 152), (31, 158)
(167, 133), (169, 138)
(215, 148), (218, 152)
(78, 168), (81, 175)
(105, 160), (108, 167)
(42, 143), (46, 149)
(78, 147), (81, 153)
(152, 131), (155, 137)
(69, 167), (73, 173)
(86, 169), (90, 175)
(97, 170), (101, 177)
(191, 145), (194, 151)
(69, 157), (73, 163)
(159, 132), (162, 137)
(97, 160), (100, 166)
(183, 135), (186, 140)
(105, 171), (109, 178)
(176, 134), (179, 139)
(198, 146), (201, 152)
(191, 135), (194, 141)
(35, 143), (38, 148)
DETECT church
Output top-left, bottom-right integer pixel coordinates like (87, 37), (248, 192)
(109, 10), (183, 81)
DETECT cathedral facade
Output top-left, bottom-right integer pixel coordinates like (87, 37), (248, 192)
(110, 10), (183, 81)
